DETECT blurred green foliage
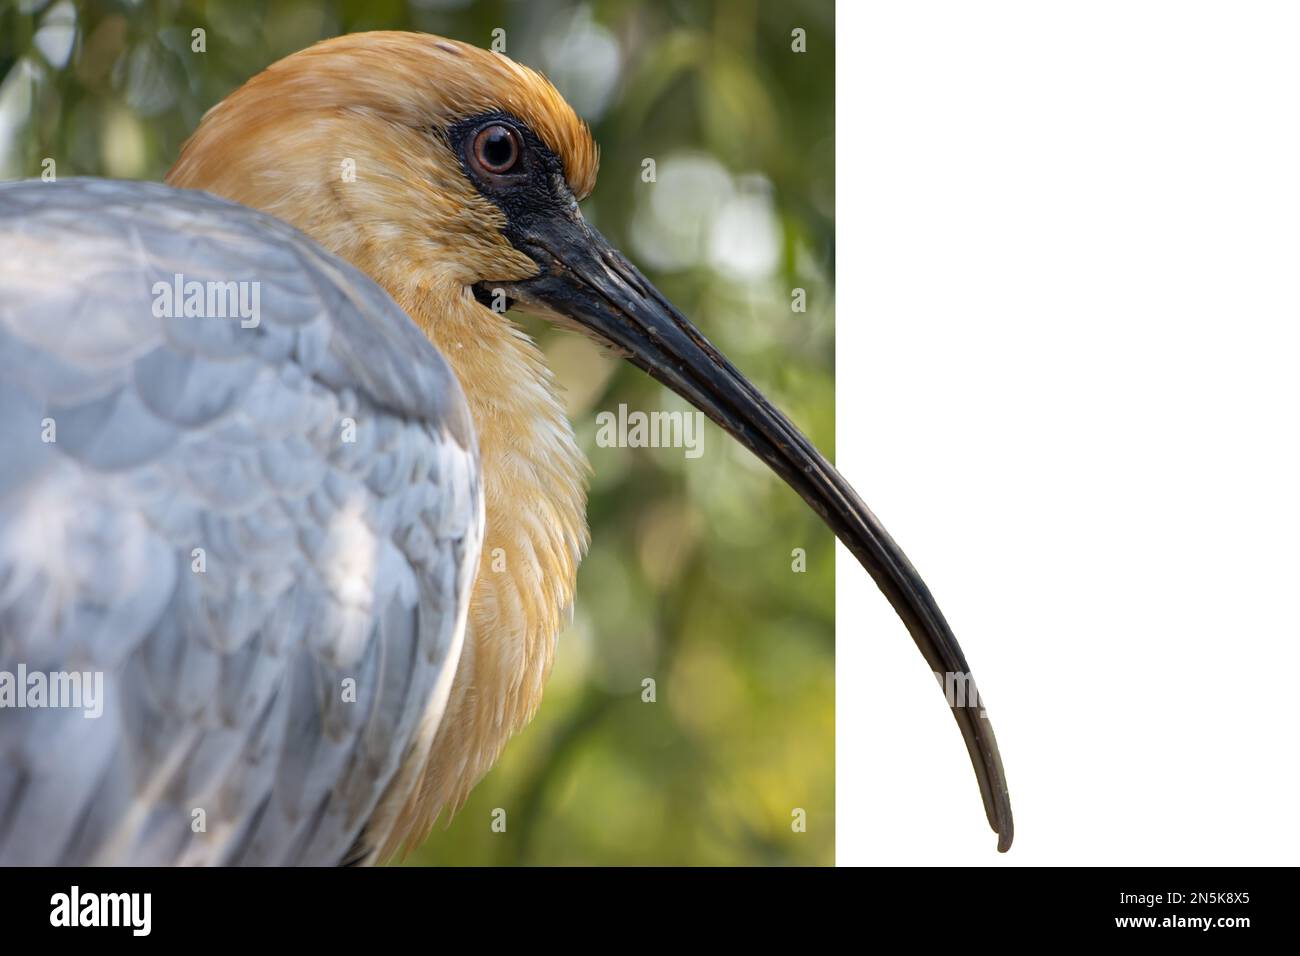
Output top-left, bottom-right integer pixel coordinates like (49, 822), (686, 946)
(0, 0), (835, 865)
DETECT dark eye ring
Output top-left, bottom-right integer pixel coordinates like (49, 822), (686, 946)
(471, 123), (522, 176)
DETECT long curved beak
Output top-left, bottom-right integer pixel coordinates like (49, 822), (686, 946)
(478, 211), (1014, 852)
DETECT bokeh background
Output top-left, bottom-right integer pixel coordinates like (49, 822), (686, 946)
(0, 0), (835, 865)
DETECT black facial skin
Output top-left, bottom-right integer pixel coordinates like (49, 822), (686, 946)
(450, 111), (1015, 852)
(448, 112), (575, 313)
(448, 111), (578, 239)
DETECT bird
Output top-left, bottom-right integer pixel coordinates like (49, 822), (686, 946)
(0, 32), (1012, 864)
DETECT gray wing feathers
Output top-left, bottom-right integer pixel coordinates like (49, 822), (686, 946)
(0, 179), (483, 865)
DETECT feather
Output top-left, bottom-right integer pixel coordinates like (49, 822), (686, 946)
(0, 179), (483, 865)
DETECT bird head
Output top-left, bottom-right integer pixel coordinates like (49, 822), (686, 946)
(168, 31), (1012, 851)
(169, 32), (596, 299)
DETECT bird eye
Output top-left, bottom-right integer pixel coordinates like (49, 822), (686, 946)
(471, 124), (522, 176)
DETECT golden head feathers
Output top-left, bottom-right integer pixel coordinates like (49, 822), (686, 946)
(170, 31), (598, 200)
